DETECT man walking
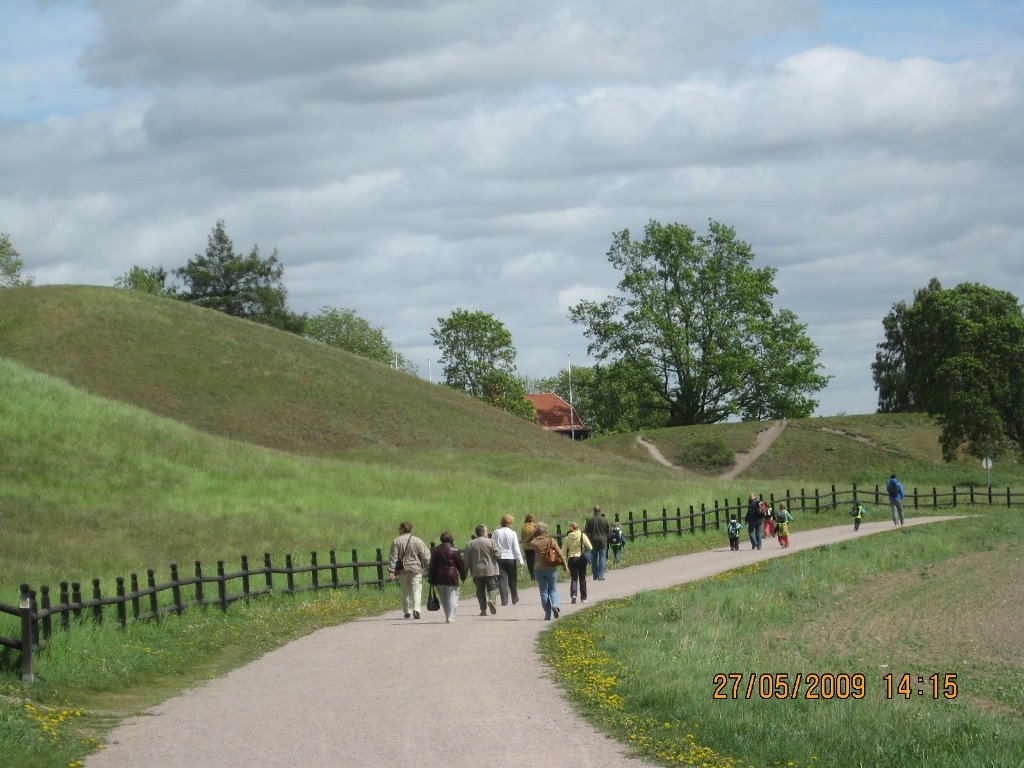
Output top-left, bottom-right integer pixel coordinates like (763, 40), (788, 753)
(584, 505), (611, 580)
(387, 522), (431, 619)
(491, 515), (524, 606)
(464, 524), (502, 615)
(887, 474), (906, 526)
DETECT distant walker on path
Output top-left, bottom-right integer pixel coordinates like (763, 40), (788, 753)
(584, 506), (611, 580)
(887, 474), (906, 526)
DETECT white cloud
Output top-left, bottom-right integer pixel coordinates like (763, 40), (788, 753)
(2, 0), (1023, 417)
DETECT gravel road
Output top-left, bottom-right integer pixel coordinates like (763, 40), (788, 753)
(85, 517), (953, 768)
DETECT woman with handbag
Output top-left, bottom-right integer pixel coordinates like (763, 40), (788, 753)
(562, 521), (592, 605)
(427, 531), (468, 624)
(525, 523), (567, 620)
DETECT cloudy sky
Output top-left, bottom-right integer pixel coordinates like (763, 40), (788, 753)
(2, 0), (1022, 416)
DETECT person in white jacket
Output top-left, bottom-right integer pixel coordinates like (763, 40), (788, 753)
(491, 514), (525, 606)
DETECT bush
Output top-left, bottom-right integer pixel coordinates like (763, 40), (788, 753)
(680, 438), (734, 470)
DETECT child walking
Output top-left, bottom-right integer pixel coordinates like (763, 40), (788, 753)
(609, 523), (626, 564)
(850, 502), (866, 531)
(727, 514), (742, 551)
(775, 503), (792, 548)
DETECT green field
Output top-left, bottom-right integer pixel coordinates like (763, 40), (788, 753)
(1, 285), (1021, 767)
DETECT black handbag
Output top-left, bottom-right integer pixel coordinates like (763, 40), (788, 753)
(426, 586), (441, 612)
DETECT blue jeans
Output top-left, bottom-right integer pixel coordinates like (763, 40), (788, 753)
(748, 523), (762, 550)
(536, 569), (560, 619)
(593, 546), (608, 579)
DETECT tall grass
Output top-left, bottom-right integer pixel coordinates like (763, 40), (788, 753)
(540, 513), (1024, 767)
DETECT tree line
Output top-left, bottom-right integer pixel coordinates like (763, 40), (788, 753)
(3, 220), (1021, 461)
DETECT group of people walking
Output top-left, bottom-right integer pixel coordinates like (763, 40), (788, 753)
(729, 474), (909, 550)
(731, 494), (793, 551)
(387, 506), (624, 624)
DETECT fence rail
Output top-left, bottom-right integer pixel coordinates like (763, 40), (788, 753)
(607, 483), (1023, 543)
(3, 483), (1022, 681)
(0, 547), (389, 682)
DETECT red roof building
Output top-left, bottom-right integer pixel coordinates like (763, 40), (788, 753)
(526, 393), (589, 440)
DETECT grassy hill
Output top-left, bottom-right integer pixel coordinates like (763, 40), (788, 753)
(1, 285), (1019, 595)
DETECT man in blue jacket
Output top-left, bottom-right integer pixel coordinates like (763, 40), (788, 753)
(886, 474), (906, 526)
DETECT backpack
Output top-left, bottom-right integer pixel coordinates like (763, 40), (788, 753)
(727, 519), (741, 536)
(887, 479), (900, 498)
(545, 540), (561, 565)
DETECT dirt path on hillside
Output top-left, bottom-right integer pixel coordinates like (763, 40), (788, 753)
(85, 514), (954, 768)
(636, 419), (787, 480)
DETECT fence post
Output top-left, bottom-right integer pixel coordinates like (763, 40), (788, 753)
(329, 550), (339, 588)
(913, 488), (919, 510)
(286, 554), (296, 594)
(264, 553), (274, 591)
(116, 577), (127, 629)
(1008, 487), (1012, 507)
(19, 584), (34, 683)
(130, 574), (141, 621)
(661, 508), (669, 537)
(375, 548), (385, 588)
(311, 551), (320, 591)
(352, 549), (361, 589)
(40, 586), (52, 642)
(688, 506), (696, 534)
(714, 507), (721, 530)
(952, 486), (957, 508)
(169, 564), (184, 615)
(700, 503), (707, 531)
(814, 489), (820, 514)
(60, 582), (70, 631)
(241, 556), (251, 597)
(217, 561), (228, 612)
(932, 487), (938, 509)
(92, 579), (103, 625)
(147, 570), (159, 622)
(831, 485), (837, 509)
(194, 561), (205, 604)
(627, 510), (636, 540)
(71, 582), (83, 621)
(969, 485), (975, 505)
(641, 511), (649, 539)
(675, 508), (683, 537)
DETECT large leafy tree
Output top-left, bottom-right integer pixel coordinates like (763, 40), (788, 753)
(306, 306), (417, 374)
(175, 220), (304, 332)
(0, 233), (34, 288)
(570, 219), (829, 425)
(875, 280), (1024, 460)
(431, 308), (535, 420)
(871, 278), (942, 413)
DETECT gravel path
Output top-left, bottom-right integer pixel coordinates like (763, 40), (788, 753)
(85, 516), (954, 768)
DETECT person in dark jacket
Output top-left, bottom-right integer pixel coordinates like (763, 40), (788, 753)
(427, 532), (468, 623)
(584, 505), (611, 580)
(745, 493), (765, 550)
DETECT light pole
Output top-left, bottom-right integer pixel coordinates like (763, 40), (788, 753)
(567, 353), (575, 440)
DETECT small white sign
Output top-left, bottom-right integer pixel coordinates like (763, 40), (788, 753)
(982, 457), (993, 470)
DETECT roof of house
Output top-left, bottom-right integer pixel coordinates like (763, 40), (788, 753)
(525, 392), (587, 433)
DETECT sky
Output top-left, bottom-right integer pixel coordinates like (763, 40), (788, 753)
(2, 0), (1022, 417)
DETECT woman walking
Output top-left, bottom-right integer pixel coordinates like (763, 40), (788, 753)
(525, 523), (567, 620)
(427, 531), (468, 623)
(563, 522), (592, 604)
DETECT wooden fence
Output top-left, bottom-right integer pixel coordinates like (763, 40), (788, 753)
(3, 483), (1021, 682)
(607, 483), (1023, 542)
(0, 547), (391, 683)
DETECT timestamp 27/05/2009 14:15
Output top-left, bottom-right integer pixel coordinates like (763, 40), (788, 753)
(712, 672), (959, 701)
